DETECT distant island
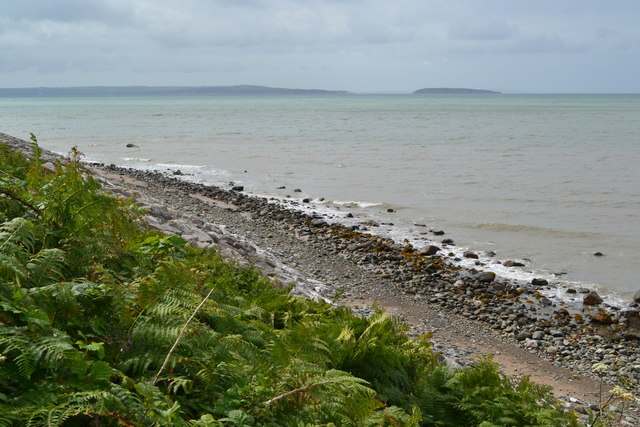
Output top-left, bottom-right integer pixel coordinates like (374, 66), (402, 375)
(413, 88), (501, 95)
(0, 85), (349, 97)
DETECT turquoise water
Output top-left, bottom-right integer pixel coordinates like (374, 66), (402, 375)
(2, 94), (639, 302)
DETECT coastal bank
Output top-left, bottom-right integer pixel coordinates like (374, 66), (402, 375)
(2, 132), (639, 422)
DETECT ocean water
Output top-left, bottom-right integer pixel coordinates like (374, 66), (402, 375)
(2, 94), (639, 303)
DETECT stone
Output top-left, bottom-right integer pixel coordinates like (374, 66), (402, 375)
(532, 330), (546, 340)
(621, 311), (640, 330)
(420, 245), (440, 256)
(463, 251), (479, 259)
(634, 289), (640, 304)
(432, 230), (445, 235)
(531, 278), (549, 286)
(277, 186), (286, 189)
(523, 338), (539, 348)
(387, 208), (394, 213)
(583, 291), (603, 305)
(503, 260), (525, 267)
(590, 311), (615, 324)
(293, 188), (302, 192)
(173, 169), (183, 175)
(302, 198), (311, 203)
(360, 220), (380, 227)
(231, 185), (244, 192)
(346, 213), (354, 218)
(566, 288), (577, 294)
(474, 271), (496, 283)
(594, 252), (604, 256)
(539, 297), (553, 306)
(126, 143), (138, 148)
(442, 238), (454, 245)
(516, 331), (531, 341)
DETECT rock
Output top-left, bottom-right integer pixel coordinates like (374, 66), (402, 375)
(531, 278), (549, 286)
(346, 213), (354, 218)
(590, 310), (615, 324)
(387, 208), (394, 213)
(634, 289), (640, 304)
(360, 220), (379, 227)
(539, 297), (553, 306)
(293, 188), (302, 192)
(503, 260), (525, 267)
(583, 291), (603, 305)
(532, 330), (545, 340)
(432, 230), (445, 235)
(441, 238), (454, 245)
(173, 169), (183, 176)
(546, 346), (560, 355)
(310, 219), (326, 227)
(566, 288), (577, 294)
(277, 186), (286, 189)
(516, 331), (531, 341)
(523, 338), (539, 349)
(126, 143), (138, 148)
(463, 251), (478, 259)
(594, 252), (604, 256)
(474, 271), (496, 283)
(621, 311), (640, 330)
(420, 245), (440, 256)
(231, 185), (244, 192)
(302, 198), (311, 203)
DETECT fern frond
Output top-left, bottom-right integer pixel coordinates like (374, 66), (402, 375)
(27, 248), (65, 287)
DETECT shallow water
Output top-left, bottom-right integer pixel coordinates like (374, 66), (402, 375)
(2, 93), (639, 302)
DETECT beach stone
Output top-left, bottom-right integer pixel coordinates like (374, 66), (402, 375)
(442, 238), (454, 245)
(532, 330), (546, 340)
(634, 289), (640, 304)
(463, 251), (479, 259)
(420, 245), (440, 256)
(590, 311), (614, 325)
(126, 143), (137, 148)
(621, 311), (640, 330)
(503, 260), (525, 267)
(231, 185), (244, 192)
(432, 230), (445, 235)
(523, 338), (539, 349)
(531, 278), (549, 286)
(566, 288), (577, 294)
(593, 252), (604, 256)
(474, 271), (496, 283)
(583, 291), (603, 305)
(361, 220), (379, 227)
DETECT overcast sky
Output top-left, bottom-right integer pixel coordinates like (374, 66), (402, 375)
(2, 0), (639, 93)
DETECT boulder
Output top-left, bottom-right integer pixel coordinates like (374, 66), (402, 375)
(474, 271), (496, 283)
(621, 311), (640, 330)
(590, 310), (615, 325)
(634, 289), (640, 304)
(231, 185), (244, 192)
(420, 245), (440, 256)
(583, 291), (603, 306)
(463, 250), (479, 259)
(442, 238), (454, 245)
(531, 278), (549, 286)
(504, 260), (525, 267)
(432, 230), (445, 235)
(360, 220), (380, 227)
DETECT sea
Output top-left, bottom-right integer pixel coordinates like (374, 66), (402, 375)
(2, 93), (639, 305)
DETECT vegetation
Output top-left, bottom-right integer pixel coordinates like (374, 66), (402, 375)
(0, 138), (579, 425)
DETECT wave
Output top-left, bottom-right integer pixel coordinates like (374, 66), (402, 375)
(330, 200), (385, 208)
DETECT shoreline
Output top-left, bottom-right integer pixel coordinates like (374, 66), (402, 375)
(89, 165), (640, 407)
(2, 132), (639, 420)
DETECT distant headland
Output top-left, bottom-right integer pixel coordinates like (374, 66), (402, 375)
(0, 85), (349, 97)
(413, 88), (501, 95)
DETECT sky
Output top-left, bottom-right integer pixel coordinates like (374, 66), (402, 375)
(1, 0), (639, 93)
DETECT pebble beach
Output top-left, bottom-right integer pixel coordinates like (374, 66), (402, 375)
(2, 132), (640, 423)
